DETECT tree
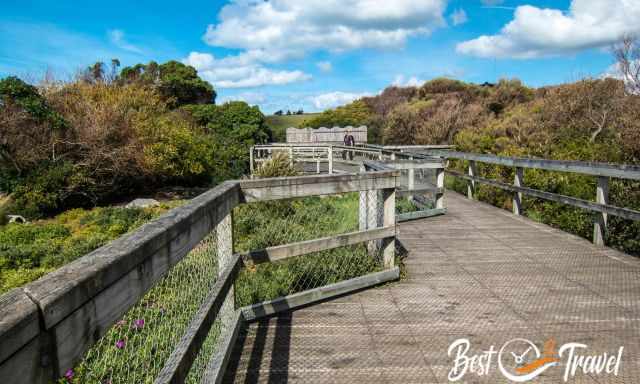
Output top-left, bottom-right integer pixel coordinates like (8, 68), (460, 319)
(613, 34), (640, 94)
(119, 60), (216, 107)
(0, 77), (68, 175)
(274, 110), (283, 116)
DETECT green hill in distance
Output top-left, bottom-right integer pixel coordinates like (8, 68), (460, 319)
(265, 113), (321, 142)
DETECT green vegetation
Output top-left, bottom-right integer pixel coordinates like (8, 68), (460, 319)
(0, 68), (270, 219)
(348, 76), (640, 255)
(264, 113), (320, 142)
(0, 202), (182, 294)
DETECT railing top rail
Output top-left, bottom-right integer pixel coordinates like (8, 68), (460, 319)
(416, 149), (640, 181)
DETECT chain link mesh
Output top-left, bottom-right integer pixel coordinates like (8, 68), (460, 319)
(72, 232), (220, 384)
(233, 192), (383, 307)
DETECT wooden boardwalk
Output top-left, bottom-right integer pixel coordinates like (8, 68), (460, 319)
(223, 192), (640, 383)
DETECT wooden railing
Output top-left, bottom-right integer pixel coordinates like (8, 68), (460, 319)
(251, 144), (448, 222)
(0, 171), (399, 384)
(411, 149), (640, 246)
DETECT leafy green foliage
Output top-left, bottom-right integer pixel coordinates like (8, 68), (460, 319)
(0, 202), (182, 293)
(120, 60), (216, 107)
(0, 76), (66, 129)
(183, 102), (271, 180)
(253, 151), (298, 178)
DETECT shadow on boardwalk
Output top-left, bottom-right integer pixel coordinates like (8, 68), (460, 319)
(223, 192), (640, 383)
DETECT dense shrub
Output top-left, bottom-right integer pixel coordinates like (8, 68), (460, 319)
(253, 151), (298, 178)
(119, 61), (216, 107)
(0, 202), (181, 293)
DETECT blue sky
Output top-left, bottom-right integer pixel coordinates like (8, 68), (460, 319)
(1, 0), (637, 113)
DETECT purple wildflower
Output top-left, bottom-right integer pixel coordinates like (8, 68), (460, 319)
(115, 320), (126, 328)
(64, 369), (74, 380)
(115, 339), (126, 349)
(133, 318), (145, 329)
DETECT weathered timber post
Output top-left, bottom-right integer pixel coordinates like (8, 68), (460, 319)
(407, 156), (415, 201)
(366, 189), (381, 256)
(513, 167), (524, 215)
(328, 146), (333, 174)
(359, 164), (368, 231)
(467, 160), (477, 199)
(249, 146), (254, 176)
(436, 166), (445, 209)
(593, 176), (609, 246)
(288, 147), (294, 168)
(216, 212), (234, 326)
(381, 188), (396, 269)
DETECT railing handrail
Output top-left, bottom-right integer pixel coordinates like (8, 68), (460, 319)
(0, 170), (399, 383)
(414, 149), (640, 181)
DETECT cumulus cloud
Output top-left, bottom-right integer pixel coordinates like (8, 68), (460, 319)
(317, 61), (333, 72)
(108, 29), (142, 53)
(392, 74), (425, 87)
(310, 91), (372, 109)
(204, 0), (447, 61)
(450, 9), (468, 26)
(457, 0), (640, 59)
(183, 51), (311, 88)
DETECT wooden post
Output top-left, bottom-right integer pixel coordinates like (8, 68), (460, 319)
(407, 156), (415, 201)
(217, 212), (234, 326)
(249, 146), (254, 176)
(366, 189), (380, 256)
(593, 176), (609, 246)
(288, 147), (294, 168)
(467, 160), (477, 199)
(381, 188), (396, 269)
(436, 166), (445, 209)
(328, 146), (333, 174)
(513, 167), (524, 215)
(359, 165), (368, 231)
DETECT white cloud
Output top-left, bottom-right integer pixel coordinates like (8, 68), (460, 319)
(310, 91), (372, 109)
(183, 51), (311, 88)
(108, 29), (142, 54)
(204, 0), (447, 62)
(450, 9), (468, 26)
(392, 74), (424, 87)
(317, 61), (333, 72)
(457, 0), (640, 59)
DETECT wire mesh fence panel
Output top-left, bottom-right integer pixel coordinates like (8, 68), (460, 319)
(235, 243), (381, 307)
(71, 232), (220, 384)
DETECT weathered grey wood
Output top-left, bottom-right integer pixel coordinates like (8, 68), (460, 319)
(249, 146), (254, 174)
(242, 227), (395, 265)
(328, 146), (333, 174)
(467, 160), (477, 199)
(396, 187), (444, 197)
(366, 189), (381, 256)
(0, 289), (40, 365)
(217, 212), (235, 328)
(154, 254), (242, 384)
(436, 167), (445, 209)
(380, 159), (445, 169)
(239, 171), (398, 202)
(428, 150), (640, 180)
(241, 267), (400, 321)
(0, 334), (50, 384)
(225, 192), (640, 383)
(382, 189), (396, 269)
(593, 176), (609, 246)
(23, 182), (240, 375)
(397, 208), (447, 222)
(513, 167), (524, 215)
(200, 310), (244, 384)
(448, 170), (640, 221)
